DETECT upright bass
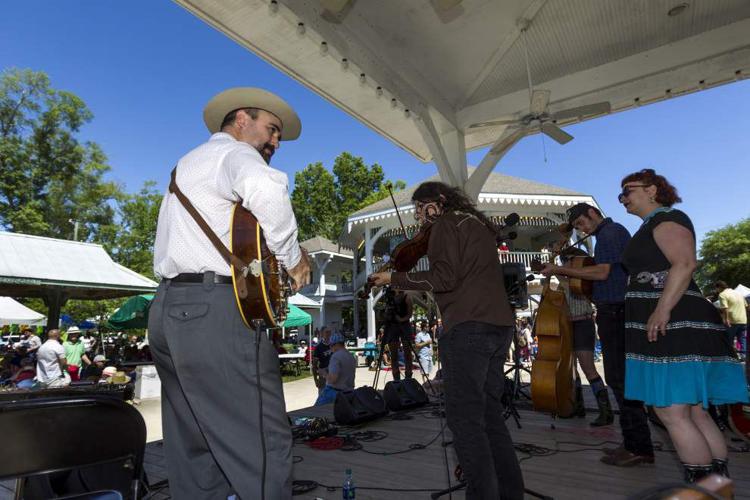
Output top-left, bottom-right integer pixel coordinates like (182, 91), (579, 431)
(529, 225), (587, 417)
(530, 275), (577, 417)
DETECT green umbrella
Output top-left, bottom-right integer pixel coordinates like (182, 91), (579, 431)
(107, 294), (154, 330)
(283, 304), (311, 328)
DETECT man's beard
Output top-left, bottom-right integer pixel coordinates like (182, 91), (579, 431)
(259, 143), (275, 164)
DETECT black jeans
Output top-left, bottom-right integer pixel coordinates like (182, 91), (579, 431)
(439, 322), (524, 499)
(595, 303), (654, 456)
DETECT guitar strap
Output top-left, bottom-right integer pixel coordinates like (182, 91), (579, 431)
(168, 167), (249, 298)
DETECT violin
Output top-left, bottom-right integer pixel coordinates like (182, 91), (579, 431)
(358, 222), (433, 299)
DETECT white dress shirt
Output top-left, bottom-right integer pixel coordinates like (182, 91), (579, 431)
(154, 133), (301, 279)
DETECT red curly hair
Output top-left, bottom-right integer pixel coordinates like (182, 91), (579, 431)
(621, 169), (682, 207)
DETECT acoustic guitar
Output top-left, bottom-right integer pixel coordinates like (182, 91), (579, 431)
(230, 203), (290, 329)
(530, 255), (595, 298)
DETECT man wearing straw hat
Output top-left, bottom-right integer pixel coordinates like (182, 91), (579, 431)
(150, 88), (311, 500)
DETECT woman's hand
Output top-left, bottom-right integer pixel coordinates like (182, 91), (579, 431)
(646, 307), (670, 342)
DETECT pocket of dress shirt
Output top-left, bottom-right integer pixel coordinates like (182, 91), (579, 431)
(167, 303), (210, 322)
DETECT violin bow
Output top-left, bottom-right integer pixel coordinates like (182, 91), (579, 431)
(385, 181), (409, 239)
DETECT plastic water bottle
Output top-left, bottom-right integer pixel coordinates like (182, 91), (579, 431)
(342, 468), (355, 499)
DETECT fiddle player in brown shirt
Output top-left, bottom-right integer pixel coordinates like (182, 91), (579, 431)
(369, 181), (523, 500)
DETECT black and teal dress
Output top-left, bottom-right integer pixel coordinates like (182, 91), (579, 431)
(622, 208), (748, 408)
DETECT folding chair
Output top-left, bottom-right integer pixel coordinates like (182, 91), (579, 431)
(0, 395), (146, 499)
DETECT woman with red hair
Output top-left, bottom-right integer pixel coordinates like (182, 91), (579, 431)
(618, 169), (747, 482)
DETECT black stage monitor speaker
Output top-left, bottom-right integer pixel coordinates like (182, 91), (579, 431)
(383, 379), (428, 411)
(334, 386), (388, 425)
(501, 262), (529, 309)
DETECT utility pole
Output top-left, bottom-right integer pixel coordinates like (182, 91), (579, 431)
(69, 219), (79, 241)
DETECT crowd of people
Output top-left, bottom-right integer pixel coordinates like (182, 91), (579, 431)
(0, 326), (151, 390)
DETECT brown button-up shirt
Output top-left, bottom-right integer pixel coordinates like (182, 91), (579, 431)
(390, 211), (514, 333)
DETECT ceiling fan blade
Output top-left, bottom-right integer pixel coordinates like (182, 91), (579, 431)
(530, 90), (550, 115)
(468, 119), (516, 129)
(541, 123), (574, 145)
(552, 101), (611, 121)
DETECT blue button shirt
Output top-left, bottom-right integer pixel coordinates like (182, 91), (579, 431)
(592, 218), (631, 304)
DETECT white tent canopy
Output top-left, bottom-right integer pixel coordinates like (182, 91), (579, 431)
(288, 292), (322, 309)
(0, 297), (46, 327)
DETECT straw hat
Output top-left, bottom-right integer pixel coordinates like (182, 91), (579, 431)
(203, 87), (301, 140)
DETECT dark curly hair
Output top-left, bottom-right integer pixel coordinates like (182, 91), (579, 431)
(621, 168), (682, 207)
(412, 181), (498, 235)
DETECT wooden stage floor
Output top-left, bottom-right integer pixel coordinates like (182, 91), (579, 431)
(139, 390), (750, 500)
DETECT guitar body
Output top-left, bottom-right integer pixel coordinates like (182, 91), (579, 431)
(230, 203), (289, 328)
(531, 284), (576, 417)
(567, 255), (595, 298)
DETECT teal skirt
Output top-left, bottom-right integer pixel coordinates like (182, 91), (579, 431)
(624, 278), (748, 408)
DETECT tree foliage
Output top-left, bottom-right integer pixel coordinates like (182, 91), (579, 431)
(1, 69), (163, 324)
(0, 68), (120, 240)
(100, 181), (163, 279)
(291, 152), (405, 241)
(697, 217), (750, 289)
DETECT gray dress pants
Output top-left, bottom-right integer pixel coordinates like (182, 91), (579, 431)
(148, 275), (292, 500)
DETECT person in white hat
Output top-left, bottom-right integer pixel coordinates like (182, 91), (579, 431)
(150, 87), (311, 500)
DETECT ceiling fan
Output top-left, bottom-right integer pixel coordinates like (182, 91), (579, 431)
(469, 26), (611, 145)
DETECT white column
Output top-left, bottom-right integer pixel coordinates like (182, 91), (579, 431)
(364, 226), (387, 341)
(352, 245), (360, 337)
(315, 254), (332, 328)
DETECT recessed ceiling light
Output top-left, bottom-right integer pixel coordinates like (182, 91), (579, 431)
(667, 3), (689, 17)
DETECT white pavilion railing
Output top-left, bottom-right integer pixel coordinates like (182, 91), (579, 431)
(410, 251), (550, 272)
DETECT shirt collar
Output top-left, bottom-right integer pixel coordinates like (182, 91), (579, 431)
(592, 217), (612, 236)
(210, 132), (235, 142)
(641, 206), (672, 225)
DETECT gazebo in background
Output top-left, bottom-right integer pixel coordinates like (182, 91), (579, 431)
(339, 170), (601, 341)
(0, 232), (158, 330)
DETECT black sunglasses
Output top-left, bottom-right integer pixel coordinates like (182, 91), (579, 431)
(618, 184), (650, 202)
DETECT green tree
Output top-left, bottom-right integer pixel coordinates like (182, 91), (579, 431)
(0, 68), (120, 240)
(290, 162), (338, 241)
(291, 152), (405, 241)
(697, 217), (750, 290)
(99, 181), (163, 279)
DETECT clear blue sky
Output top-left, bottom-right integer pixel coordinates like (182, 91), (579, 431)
(2, 1), (749, 243)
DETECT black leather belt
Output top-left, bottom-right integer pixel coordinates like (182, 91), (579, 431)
(168, 273), (233, 285)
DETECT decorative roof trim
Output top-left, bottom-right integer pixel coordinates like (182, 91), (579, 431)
(346, 194), (598, 231)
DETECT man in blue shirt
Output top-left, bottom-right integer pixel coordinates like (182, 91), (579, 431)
(542, 202), (654, 467)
